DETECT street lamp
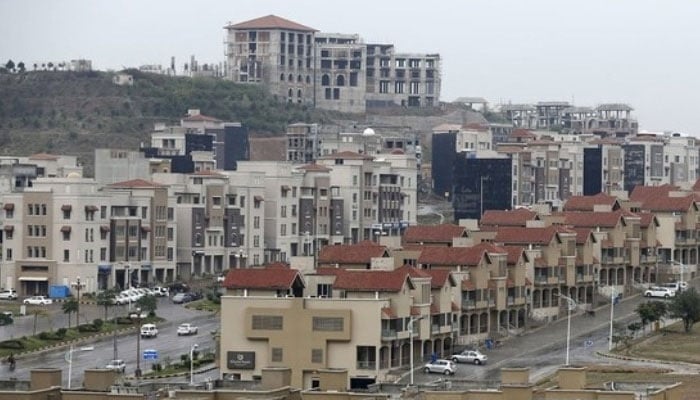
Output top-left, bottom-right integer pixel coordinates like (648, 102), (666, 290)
(134, 307), (142, 378)
(608, 287), (616, 351)
(670, 260), (687, 286)
(71, 276), (84, 326)
(125, 264), (132, 311)
(190, 343), (199, 386)
(558, 294), (577, 366)
(408, 315), (424, 386)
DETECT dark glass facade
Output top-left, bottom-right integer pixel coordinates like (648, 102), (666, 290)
(452, 156), (512, 221)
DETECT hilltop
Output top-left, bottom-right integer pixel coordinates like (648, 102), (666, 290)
(0, 70), (482, 174)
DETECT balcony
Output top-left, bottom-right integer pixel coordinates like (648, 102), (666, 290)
(381, 329), (397, 341)
(356, 360), (376, 370)
(507, 297), (514, 306)
(431, 324), (439, 334)
(462, 299), (476, 310)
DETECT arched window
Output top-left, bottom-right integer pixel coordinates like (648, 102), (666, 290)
(297, 89), (302, 98)
(321, 74), (330, 86)
(280, 74), (285, 81)
(336, 74), (345, 86)
(288, 88), (293, 97)
(288, 74), (293, 82)
(297, 75), (302, 82)
(306, 75), (311, 84)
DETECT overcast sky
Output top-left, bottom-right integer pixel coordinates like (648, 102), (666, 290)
(2, 0), (699, 134)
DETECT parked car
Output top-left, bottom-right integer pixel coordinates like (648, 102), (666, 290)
(423, 359), (456, 375)
(169, 282), (189, 294)
(451, 349), (488, 365)
(177, 323), (199, 336)
(105, 359), (126, 373)
(644, 286), (676, 298)
(140, 323), (158, 338)
(153, 287), (169, 297)
(23, 296), (53, 305)
(189, 291), (204, 301)
(113, 293), (130, 305)
(0, 289), (17, 300)
(661, 281), (688, 292)
(129, 310), (148, 319)
(172, 293), (193, 304)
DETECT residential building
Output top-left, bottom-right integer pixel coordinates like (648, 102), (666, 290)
(451, 155), (512, 221)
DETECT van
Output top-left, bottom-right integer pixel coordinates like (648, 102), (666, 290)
(661, 281), (688, 292)
(140, 323), (158, 338)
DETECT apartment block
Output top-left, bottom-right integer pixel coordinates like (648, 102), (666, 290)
(224, 15), (441, 112)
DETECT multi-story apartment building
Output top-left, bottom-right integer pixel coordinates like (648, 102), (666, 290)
(535, 101), (570, 130)
(101, 179), (178, 288)
(0, 177), (109, 295)
(224, 15), (441, 112)
(286, 123), (320, 164)
(152, 170), (266, 276)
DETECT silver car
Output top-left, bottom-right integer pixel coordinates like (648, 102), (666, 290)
(451, 349), (487, 365)
(423, 359), (456, 375)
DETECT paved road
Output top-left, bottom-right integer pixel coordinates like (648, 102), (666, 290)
(5, 298), (219, 387)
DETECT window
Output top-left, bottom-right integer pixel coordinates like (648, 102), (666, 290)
(63, 230), (70, 241)
(291, 205), (297, 216)
(271, 348), (283, 362)
(280, 224), (286, 236)
(253, 235), (260, 247)
(64, 250), (69, 262)
(239, 196), (245, 208)
(313, 317), (344, 331)
(168, 227), (174, 241)
(101, 206), (107, 219)
(6, 248), (12, 261)
(100, 248), (107, 261)
(317, 284), (332, 298)
(253, 216), (260, 229)
(281, 206), (287, 218)
(252, 315), (283, 330)
(5, 229), (12, 240)
(291, 223), (296, 235)
(167, 247), (174, 261)
(311, 349), (323, 363)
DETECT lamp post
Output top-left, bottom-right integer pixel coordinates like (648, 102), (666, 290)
(408, 316), (424, 386)
(134, 307), (142, 378)
(71, 276), (83, 326)
(558, 294), (577, 366)
(608, 287), (616, 351)
(190, 343), (199, 386)
(125, 264), (132, 311)
(671, 260), (686, 286)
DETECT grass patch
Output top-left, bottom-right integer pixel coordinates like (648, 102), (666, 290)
(184, 299), (220, 313)
(615, 321), (700, 364)
(143, 353), (216, 378)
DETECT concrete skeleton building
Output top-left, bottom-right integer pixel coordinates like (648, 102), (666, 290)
(224, 15), (441, 113)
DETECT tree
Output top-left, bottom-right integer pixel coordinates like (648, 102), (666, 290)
(48, 62), (54, 70)
(96, 289), (117, 320)
(636, 301), (667, 332)
(668, 287), (700, 333)
(17, 62), (25, 72)
(32, 308), (48, 336)
(5, 59), (15, 72)
(136, 294), (158, 316)
(62, 298), (79, 329)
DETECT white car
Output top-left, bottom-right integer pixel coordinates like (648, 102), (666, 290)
(661, 282), (688, 292)
(451, 349), (488, 365)
(423, 359), (456, 375)
(23, 296), (53, 305)
(140, 323), (158, 338)
(644, 286), (676, 298)
(105, 359), (126, 373)
(177, 323), (199, 336)
(0, 289), (17, 300)
(152, 287), (169, 297)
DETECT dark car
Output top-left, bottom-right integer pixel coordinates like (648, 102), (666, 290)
(168, 282), (190, 294)
(189, 291), (203, 301)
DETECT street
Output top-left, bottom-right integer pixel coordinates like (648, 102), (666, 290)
(3, 297), (220, 387)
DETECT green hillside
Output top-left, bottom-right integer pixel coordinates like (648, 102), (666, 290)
(0, 69), (340, 172)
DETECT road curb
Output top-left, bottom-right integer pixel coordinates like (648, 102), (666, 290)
(11, 326), (139, 359)
(125, 364), (218, 380)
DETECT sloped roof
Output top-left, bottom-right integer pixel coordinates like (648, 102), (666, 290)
(182, 114), (221, 122)
(223, 266), (303, 290)
(29, 153), (60, 161)
(332, 268), (412, 292)
(559, 211), (625, 228)
(318, 241), (388, 264)
(480, 208), (538, 227)
(417, 246), (488, 266)
(637, 212), (659, 228)
(421, 268), (455, 289)
(494, 226), (570, 245)
(640, 195), (696, 213)
(403, 224), (467, 243)
(629, 184), (677, 203)
(226, 15), (316, 32)
(108, 178), (165, 188)
(563, 193), (619, 212)
(502, 246), (526, 265)
(572, 228), (595, 245)
(296, 163), (332, 172)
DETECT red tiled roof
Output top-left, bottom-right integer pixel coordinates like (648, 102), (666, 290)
(462, 279), (476, 290)
(318, 151), (374, 160)
(318, 242), (387, 264)
(417, 246), (488, 266)
(629, 184), (677, 202)
(403, 224), (467, 243)
(421, 269), (454, 289)
(510, 129), (536, 138)
(332, 268), (412, 292)
(382, 307), (397, 319)
(563, 193), (619, 211)
(431, 303), (440, 315)
(640, 195), (696, 213)
(108, 178), (165, 188)
(480, 208), (537, 227)
(390, 149), (405, 155)
(226, 15), (317, 32)
(296, 163), (331, 172)
(638, 212), (658, 228)
(223, 267), (303, 290)
(494, 226), (567, 245)
(502, 246), (526, 265)
(182, 114), (221, 122)
(559, 211), (625, 228)
(572, 228), (594, 244)
(28, 153), (60, 161)
(693, 178), (700, 192)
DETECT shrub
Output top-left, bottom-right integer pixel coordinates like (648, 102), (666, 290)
(0, 339), (24, 349)
(55, 328), (67, 338)
(77, 323), (99, 332)
(151, 363), (162, 372)
(92, 319), (104, 329)
(38, 331), (53, 340)
(116, 317), (133, 325)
